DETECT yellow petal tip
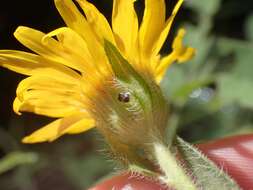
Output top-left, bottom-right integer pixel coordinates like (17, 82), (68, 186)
(14, 26), (27, 35)
(22, 136), (37, 144)
(22, 135), (53, 144)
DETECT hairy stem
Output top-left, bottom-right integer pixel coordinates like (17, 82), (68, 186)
(153, 142), (197, 190)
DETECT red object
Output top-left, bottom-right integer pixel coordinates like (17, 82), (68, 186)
(89, 173), (169, 190)
(198, 134), (253, 190)
(90, 135), (253, 190)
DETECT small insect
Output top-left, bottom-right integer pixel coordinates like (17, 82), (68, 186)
(118, 92), (131, 103)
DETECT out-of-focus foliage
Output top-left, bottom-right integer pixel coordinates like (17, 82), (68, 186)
(0, 151), (38, 174)
(0, 0), (252, 189)
(162, 0), (253, 142)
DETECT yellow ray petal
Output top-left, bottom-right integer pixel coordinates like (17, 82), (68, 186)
(54, 0), (90, 36)
(65, 119), (94, 134)
(20, 85), (81, 102)
(14, 97), (80, 118)
(139, 0), (166, 57)
(172, 28), (196, 63)
(155, 28), (195, 83)
(54, 0), (106, 64)
(15, 75), (81, 101)
(14, 26), (88, 73)
(177, 47), (195, 62)
(14, 75), (86, 118)
(153, 0), (184, 56)
(154, 52), (177, 83)
(112, 0), (139, 60)
(13, 98), (23, 115)
(0, 50), (80, 81)
(14, 26), (59, 57)
(15, 86), (85, 117)
(43, 27), (91, 61)
(76, 0), (115, 43)
(22, 114), (95, 143)
(43, 27), (100, 74)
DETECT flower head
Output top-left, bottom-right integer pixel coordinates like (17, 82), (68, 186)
(0, 0), (194, 166)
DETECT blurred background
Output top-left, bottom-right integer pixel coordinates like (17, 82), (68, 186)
(0, 0), (252, 189)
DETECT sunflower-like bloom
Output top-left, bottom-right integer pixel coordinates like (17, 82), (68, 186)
(0, 0), (194, 165)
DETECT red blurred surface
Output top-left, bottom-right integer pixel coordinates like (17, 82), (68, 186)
(198, 134), (253, 190)
(89, 173), (169, 190)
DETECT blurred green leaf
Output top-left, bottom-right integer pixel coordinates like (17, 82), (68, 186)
(217, 38), (253, 108)
(246, 14), (253, 41)
(219, 75), (253, 108)
(217, 1), (253, 18)
(173, 78), (214, 104)
(228, 124), (253, 135)
(184, 0), (221, 16)
(162, 65), (214, 107)
(0, 151), (38, 174)
(62, 153), (113, 188)
(0, 128), (19, 152)
(184, 26), (215, 69)
(217, 38), (253, 56)
(161, 66), (185, 102)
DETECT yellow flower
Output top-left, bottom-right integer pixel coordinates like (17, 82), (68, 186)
(0, 0), (194, 145)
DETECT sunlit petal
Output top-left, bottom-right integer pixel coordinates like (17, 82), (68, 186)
(153, 0), (184, 56)
(22, 114), (95, 143)
(112, 0), (139, 61)
(172, 28), (196, 63)
(76, 0), (115, 44)
(139, 0), (166, 57)
(54, 0), (106, 64)
(0, 50), (80, 81)
(155, 28), (195, 83)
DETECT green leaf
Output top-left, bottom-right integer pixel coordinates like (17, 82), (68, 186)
(172, 78), (214, 104)
(217, 38), (252, 55)
(0, 151), (38, 174)
(219, 74), (253, 108)
(246, 14), (253, 41)
(176, 137), (241, 190)
(161, 65), (214, 106)
(62, 154), (113, 188)
(217, 38), (253, 108)
(184, 0), (221, 16)
(161, 65), (185, 102)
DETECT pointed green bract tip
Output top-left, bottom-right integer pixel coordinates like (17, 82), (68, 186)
(103, 39), (151, 95)
(104, 39), (144, 82)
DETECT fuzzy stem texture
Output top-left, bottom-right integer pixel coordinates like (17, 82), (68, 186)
(153, 142), (197, 190)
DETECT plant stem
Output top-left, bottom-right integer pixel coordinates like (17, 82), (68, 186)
(153, 142), (198, 190)
(166, 113), (180, 146)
